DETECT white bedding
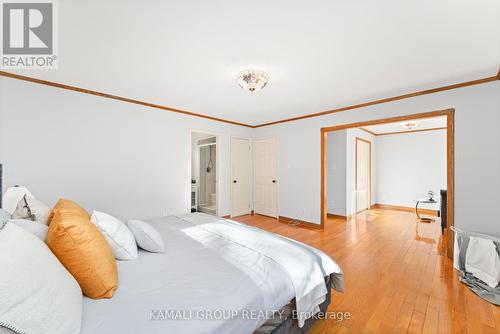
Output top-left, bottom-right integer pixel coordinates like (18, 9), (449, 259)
(81, 213), (343, 334)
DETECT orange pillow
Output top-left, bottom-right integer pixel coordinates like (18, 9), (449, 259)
(48, 198), (89, 225)
(47, 199), (118, 299)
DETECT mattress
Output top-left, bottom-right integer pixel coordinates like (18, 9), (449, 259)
(81, 214), (342, 334)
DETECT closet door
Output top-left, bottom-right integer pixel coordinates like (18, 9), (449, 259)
(254, 137), (278, 218)
(231, 137), (252, 217)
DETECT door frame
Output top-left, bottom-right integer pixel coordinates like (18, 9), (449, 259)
(190, 129), (220, 216)
(230, 136), (253, 218)
(253, 136), (279, 218)
(355, 137), (372, 213)
(320, 108), (455, 258)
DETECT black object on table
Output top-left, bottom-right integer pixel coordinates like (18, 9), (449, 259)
(439, 190), (447, 235)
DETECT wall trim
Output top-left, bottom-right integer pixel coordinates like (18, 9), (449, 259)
(0, 71), (252, 128)
(254, 74), (499, 127)
(1, 70), (498, 129)
(359, 127), (378, 136)
(359, 126), (447, 136)
(327, 213), (348, 220)
(254, 213), (278, 220)
(278, 216), (323, 230)
(371, 203), (438, 217)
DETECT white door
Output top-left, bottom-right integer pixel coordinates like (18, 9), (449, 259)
(356, 138), (371, 213)
(254, 137), (278, 218)
(231, 137), (251, 217)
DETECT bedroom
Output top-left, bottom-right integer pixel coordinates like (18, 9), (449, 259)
(1, 1), (500, 333)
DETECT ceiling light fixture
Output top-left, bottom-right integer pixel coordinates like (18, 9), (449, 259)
(238, 70), (269, 92)
(401, 121), (419, 130)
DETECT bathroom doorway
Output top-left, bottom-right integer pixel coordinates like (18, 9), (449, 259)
(191, 131), (219, 216)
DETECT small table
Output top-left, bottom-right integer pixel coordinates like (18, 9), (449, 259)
(415, 199), (437, 223)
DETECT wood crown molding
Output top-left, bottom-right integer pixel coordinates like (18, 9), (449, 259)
(359, 127), (378, 136)
(1, 70), (498, 128)
(321, 108), (453, 133)
(0, 71), (253, 128)
(254, 74), (499, 128)
(359, 126), (447, 136)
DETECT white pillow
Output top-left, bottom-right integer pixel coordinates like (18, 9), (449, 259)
(0, 224), (82, 334)
(8, 219), (48, 241)
(127, 220), (165, 253)
(91, 210), (138, 260)
(11, 195), (51, 225)
(2, 186), (34, 214)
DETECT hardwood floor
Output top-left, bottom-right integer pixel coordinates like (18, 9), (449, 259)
(232, 209), (500, 333)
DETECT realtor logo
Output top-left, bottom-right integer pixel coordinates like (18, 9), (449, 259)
(1, 0), (57, 69)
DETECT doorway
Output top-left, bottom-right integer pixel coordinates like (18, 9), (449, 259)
(321, 108), (455, 258)
(231, 137), (252, 217)
(355, 138), (371, 213)
(191, 131), (219, 216)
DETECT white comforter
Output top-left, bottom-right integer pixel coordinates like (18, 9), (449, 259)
(178, 214), (343, 327)
(81, 213), (343, 334)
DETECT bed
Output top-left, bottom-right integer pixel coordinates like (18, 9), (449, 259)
(80, 213), (344, 334)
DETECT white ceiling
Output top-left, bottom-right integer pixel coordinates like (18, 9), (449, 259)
(361, 116), (447, 135)
(7, 0), (500, 126)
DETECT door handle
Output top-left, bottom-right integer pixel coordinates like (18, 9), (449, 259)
(233, 180), (237, 183)
(272, 180), (276, 183)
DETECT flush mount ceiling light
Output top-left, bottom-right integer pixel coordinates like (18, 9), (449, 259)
(401, 121), (419, 130)
(237, 70), (269, 92)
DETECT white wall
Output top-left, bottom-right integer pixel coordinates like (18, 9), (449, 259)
(375, 130), (447, 211)
(0, 78), (253, 220)
(255, 81), (500, 237)
(326, 130), (346, 216)
(327, 128), (377, 216)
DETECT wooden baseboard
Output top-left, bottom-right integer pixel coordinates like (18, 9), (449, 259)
(278, 216), (323, 230)
(327, 213), (348, 220)
(256, 213), (278, 219)
(224, 212), (323, 230)
(222, 211), (253, 219)
(371, 203), (438, 217)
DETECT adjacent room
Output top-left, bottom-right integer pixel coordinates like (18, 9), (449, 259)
(326, 115), (447, 226)
(191, 131), (219, 216)
(0, 1), (499, 334)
